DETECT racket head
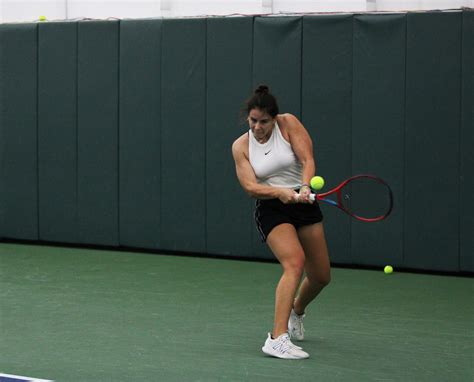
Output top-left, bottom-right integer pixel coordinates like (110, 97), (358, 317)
(316, 175), (393, 222)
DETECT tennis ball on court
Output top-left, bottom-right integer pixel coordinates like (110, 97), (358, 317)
(384, 265), (393, 274)
(310, 176), (325, 191)
(39, 16), (47, 21)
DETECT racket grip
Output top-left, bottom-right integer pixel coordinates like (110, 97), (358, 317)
(296, 193), (316, 202)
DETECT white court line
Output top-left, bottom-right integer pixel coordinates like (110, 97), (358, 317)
(0, 374), (53, 382)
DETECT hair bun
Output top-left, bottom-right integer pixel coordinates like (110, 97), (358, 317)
(254, 84), (269, 95)
(245, 84), (279, 118)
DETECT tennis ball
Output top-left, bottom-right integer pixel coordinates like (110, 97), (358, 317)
(384, 265), (393, 274)
(310, 176), (325, 191)
(39, 16), (47, 21)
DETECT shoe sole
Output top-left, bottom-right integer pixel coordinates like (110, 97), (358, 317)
(261, 346), (309, 360)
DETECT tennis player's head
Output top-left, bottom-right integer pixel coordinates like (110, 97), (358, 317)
(245, 85), (279, 142)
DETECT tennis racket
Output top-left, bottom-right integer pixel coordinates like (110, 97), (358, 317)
(307, 174), (393, 222)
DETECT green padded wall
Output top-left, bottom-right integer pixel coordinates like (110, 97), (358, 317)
(38, 22), (78, 243)
(302, 15), (353, 264)
(0, 12), (471, 273)
(460, 10), (474, 272)
(0, 24), (38, 240)
(404, 12), (462, 271)
(352, 14), (405, 267)
(206, 17), (254, 257)
(77, 21), (119, 246)
(119, 19), (162, 249)
(161, 19), (206, 252)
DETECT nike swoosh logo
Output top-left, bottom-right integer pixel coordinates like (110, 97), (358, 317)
(265, 150), (271, 155)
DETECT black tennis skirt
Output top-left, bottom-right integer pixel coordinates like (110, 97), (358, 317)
(254, 198), (324, 242)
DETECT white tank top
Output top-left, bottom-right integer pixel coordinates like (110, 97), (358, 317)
(249, 122), (303, 188)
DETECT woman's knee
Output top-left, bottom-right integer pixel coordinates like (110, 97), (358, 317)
(308, 270), (331, 288)
(282, 256), (305, 278)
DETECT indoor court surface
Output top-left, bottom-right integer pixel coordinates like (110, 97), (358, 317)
(0, 243), (472, 382)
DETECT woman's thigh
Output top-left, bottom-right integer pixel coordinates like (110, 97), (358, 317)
(266, 223), (306, 270)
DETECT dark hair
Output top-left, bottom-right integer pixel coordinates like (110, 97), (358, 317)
(244, 85), (279, 118)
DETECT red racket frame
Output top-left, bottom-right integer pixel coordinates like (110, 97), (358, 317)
(313, 174), (393, 222)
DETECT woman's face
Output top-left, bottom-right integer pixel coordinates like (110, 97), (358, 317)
(248, 108), (275, 142)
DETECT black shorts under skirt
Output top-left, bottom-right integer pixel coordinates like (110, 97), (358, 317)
(254, 198), (324, 242)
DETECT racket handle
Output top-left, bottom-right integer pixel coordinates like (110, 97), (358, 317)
(296, 193), (316, 202)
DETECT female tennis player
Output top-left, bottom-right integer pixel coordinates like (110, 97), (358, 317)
(232, 85), (331, 359)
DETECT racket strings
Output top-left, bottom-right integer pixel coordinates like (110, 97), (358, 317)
(340, 177), (392, 220)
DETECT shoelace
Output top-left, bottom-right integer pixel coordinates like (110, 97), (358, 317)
(272, 335), (292, 353)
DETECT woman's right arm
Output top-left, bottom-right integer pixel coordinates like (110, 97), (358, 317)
(231, 137), (297, 203)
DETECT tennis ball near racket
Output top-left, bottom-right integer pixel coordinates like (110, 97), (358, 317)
(310, 176), (325, 191)
(384, 265), (393, 274)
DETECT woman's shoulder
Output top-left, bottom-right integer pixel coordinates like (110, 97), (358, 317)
(277, 113), (301, 128)
(232, 132), (249, 155)
(233, 131), (249, 146)
(277, 113), (302, 140)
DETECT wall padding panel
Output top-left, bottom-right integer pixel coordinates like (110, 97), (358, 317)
(206, 17), (254, 257)
(77, 21), (119, 246)
(0, 24), (38, 240)
(161, 19), (206, 252)
(404, 12), (462, 271)
(302, 15), (353, 264)
(38, 22), (78, 243)
(352, 14), (406, 266)
(460, 10), (474, 272)
(119, 19), (162, 249)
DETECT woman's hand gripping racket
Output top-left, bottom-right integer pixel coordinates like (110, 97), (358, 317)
(305, 174), (393, 222)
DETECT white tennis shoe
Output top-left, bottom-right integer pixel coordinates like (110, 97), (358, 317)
(261, 332), (309, 359)
(288, 309), (305, 341)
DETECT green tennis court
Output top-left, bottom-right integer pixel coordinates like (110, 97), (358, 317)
(0, 243), (472, 381)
